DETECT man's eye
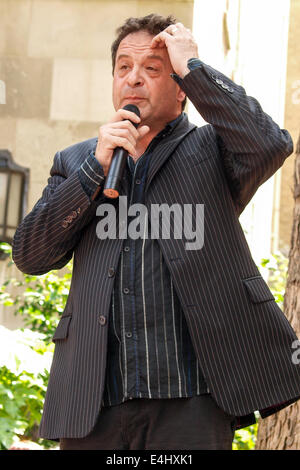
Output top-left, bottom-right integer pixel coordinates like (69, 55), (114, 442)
(147, 67), (157, 71)
(118, 64), (129, 71)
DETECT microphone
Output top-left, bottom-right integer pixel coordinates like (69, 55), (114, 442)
(103, 104), (140, 198)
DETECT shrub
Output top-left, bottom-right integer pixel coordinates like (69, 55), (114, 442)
(0, 243), (72, 343)
(0, 326), (55, 449)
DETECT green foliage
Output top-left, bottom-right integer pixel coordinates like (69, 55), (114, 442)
(260, 252), (288, 308)
(0, 366), (46, 449)
(0, 243), (68, 448)
(0, 326), (57, 450)
(233, 422), (258, 450)
(0, 243), (72, 343)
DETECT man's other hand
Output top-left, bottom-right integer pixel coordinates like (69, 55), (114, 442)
(151, 23), (199, 79)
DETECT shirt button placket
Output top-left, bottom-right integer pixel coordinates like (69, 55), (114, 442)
(126, 161), (142, 398)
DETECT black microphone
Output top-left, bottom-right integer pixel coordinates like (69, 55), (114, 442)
(103, 104), (140, 198)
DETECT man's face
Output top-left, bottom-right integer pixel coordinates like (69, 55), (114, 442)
(112, 30), (185, 129)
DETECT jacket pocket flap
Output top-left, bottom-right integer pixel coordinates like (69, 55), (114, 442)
(52, 314), (72, 342)
(242, 276), (275, 304)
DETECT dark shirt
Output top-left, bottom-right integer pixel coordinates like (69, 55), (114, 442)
(98, 114), (209, 406)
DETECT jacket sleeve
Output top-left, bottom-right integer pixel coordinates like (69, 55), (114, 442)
(12, 149), (106, 275)
(172, 63), (293, 215)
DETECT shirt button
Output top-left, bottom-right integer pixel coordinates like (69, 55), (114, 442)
(123, 287), (130, 294)
(135, 179), (141, 185)
(99, 315), (107, 326)
(108, 267), (115, 277)
(124, 246), (130, 252)
(125, 332), (132, 338)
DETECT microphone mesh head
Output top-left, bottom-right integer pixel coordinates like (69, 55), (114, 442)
(122, 103), (140, 118)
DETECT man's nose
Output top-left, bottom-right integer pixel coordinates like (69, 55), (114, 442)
(127, 66), (144, 87)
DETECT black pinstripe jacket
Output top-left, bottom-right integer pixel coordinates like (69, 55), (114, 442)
(12, 63), (300, 439)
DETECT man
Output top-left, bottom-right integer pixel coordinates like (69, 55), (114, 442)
(12, 14), (300, 450)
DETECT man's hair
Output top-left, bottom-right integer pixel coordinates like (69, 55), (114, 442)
(111, 13), (187, 111)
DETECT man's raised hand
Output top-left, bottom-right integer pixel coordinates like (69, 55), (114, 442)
(151, 23), (198, 78)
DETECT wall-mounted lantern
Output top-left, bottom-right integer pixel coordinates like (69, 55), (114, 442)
(0, 150), (29, 256)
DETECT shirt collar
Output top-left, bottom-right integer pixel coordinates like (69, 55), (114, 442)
(127, 113), (184, 171)
(155, 113), (184, 139)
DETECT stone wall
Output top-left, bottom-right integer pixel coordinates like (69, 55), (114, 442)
(0, 0), (194, 328)
(0, 0), (193, 211)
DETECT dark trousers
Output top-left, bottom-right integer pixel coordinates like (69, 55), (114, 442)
(60, 394), (236, 450)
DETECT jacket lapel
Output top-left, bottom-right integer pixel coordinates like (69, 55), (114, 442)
(145, 114), (196, 194)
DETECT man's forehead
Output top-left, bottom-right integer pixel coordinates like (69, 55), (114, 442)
(116, 31), (165, 58)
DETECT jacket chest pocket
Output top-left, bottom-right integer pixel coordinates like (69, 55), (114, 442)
(52, 314), (72, 342)
(177, 152), (213, 170)
(242, 276), (275, 304)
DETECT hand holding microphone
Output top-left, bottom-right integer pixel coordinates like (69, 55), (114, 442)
(94, 105), (150, 198)
(104, 104), (140, 198)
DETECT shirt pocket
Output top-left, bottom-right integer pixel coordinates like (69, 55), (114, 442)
(52, 313), (72, 342)
(242, 276), (275, 304)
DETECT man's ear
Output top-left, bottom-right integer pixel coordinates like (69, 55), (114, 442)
(176, 85), (186, 105)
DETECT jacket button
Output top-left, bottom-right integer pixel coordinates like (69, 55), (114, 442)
(62, 221), (69, 228)
(99, 315), (107, 326)
(71, 211), (78, 219)
(108, 267), (115, 277)
(65, 215), (73, 223)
